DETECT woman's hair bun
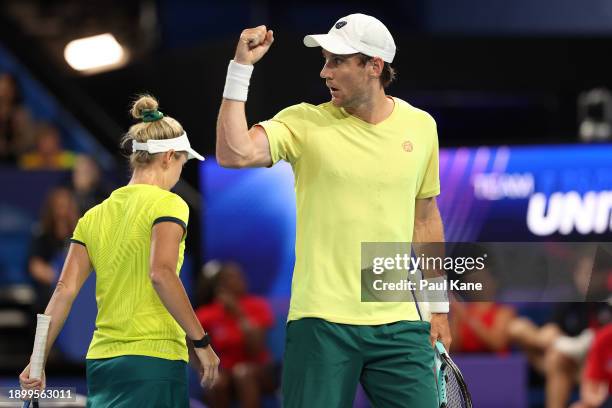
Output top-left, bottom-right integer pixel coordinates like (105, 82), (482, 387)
(130, 94), (159, 120)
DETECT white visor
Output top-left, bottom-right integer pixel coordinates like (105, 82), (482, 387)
(132, 133), (204, 161)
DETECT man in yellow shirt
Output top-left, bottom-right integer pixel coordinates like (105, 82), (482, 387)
(216, 14), (450, 407)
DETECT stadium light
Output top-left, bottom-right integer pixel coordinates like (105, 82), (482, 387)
(64, 33), (127, 74)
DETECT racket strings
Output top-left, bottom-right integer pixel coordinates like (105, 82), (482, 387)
(444, 367), (468, 408)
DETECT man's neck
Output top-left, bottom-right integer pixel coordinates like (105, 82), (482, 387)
(344, 91), (394, 124)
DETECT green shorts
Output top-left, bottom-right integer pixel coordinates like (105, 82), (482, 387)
(282, 318), (437, 408)
(86, 355), (189, 408)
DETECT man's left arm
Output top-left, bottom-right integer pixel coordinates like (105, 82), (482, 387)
(413, 197), (451, 350)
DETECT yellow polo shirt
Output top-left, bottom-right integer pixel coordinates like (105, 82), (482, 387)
(259, 97), (440, 324)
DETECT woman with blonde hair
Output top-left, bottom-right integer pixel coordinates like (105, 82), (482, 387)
(19, 95), (219, 407)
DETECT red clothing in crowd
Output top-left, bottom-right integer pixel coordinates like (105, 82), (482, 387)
(196, 296), (274, 370)
(584, 324), (612, 394)
(458, 304), (510, 354)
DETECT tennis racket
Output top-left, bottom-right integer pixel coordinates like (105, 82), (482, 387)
(22, 314), (51, 408)
(435, 341), (472, 408)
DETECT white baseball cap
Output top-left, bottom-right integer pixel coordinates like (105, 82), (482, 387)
(132, 133), (204, 161)
(303, 13), (396, 63)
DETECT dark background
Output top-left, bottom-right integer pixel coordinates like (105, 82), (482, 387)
(3, 0), (612, 265)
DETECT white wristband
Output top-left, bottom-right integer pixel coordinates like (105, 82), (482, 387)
(422, 275), (449, 313)
(223, 60), (254, 102)
(429, 301), (450, 313)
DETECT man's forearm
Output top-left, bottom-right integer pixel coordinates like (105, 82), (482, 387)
(413, 201), (444, 243)
(413, 199), (449, 314)
(216, 99), (254, 167)
(217, 26), (274, 168)
(413, 204), (445, 279)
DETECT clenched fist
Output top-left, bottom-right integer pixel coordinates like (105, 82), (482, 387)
(234, 25), (274, 65)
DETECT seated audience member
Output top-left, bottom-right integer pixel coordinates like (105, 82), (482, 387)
(70, 154), (111, 214)
(570, 324), (612, 408)
(450, 268), (516, 354)
(509, 250), (612, 408)
(196, 262), (276, 408)
(450, 300), (516, 354)
(19, 122), (75, 170)
(28, 187), (78, 313)
(0, 72), (35, 163)
(511, 302), (611, 408)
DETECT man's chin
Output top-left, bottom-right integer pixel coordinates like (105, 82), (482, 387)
(330, 97), (343, 107)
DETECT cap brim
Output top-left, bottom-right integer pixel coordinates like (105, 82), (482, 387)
(303, 34), (359, 55)
(186, 148), (205, 161)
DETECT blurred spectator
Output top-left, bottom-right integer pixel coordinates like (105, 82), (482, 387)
(450, 301), (515, 354)
(570, 324), (612, 408)
(509, 249), (612, 408)
(70, 154), (111, 214)
(195, 261), (276, 408)
(0, 72), (35, 163)
(19, 122), (75, 170)
(28, 187), (78, 314)
(508, 311), (562, 371)
(509, 302), (611, 408)
(450, 268), (516, 354)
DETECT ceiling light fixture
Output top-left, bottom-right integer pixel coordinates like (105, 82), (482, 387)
(64, 33), (127, 74)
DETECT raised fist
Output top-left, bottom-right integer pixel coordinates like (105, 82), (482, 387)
(234, 25), (274, 65)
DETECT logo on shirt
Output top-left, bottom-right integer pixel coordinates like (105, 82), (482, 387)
(335, 21), (347, 29)
(402, 141), (413, 152)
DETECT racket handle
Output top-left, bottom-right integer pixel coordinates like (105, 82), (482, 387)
(30, 314), (51, 379)
(435, 340), (447, 356)
(22, 315), (50, 408)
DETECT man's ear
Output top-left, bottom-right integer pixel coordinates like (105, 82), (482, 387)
(369, 57), (384, 79)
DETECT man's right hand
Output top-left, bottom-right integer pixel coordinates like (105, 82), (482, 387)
(235, 25), (274, 65)
(195, 345), (220, 388)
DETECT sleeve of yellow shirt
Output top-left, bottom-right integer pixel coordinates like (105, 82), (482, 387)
(71, 216), (88, 247)
(416, 117), (441, 199)
(258, 103), (307, 165)
(151, 193), (190, 239)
